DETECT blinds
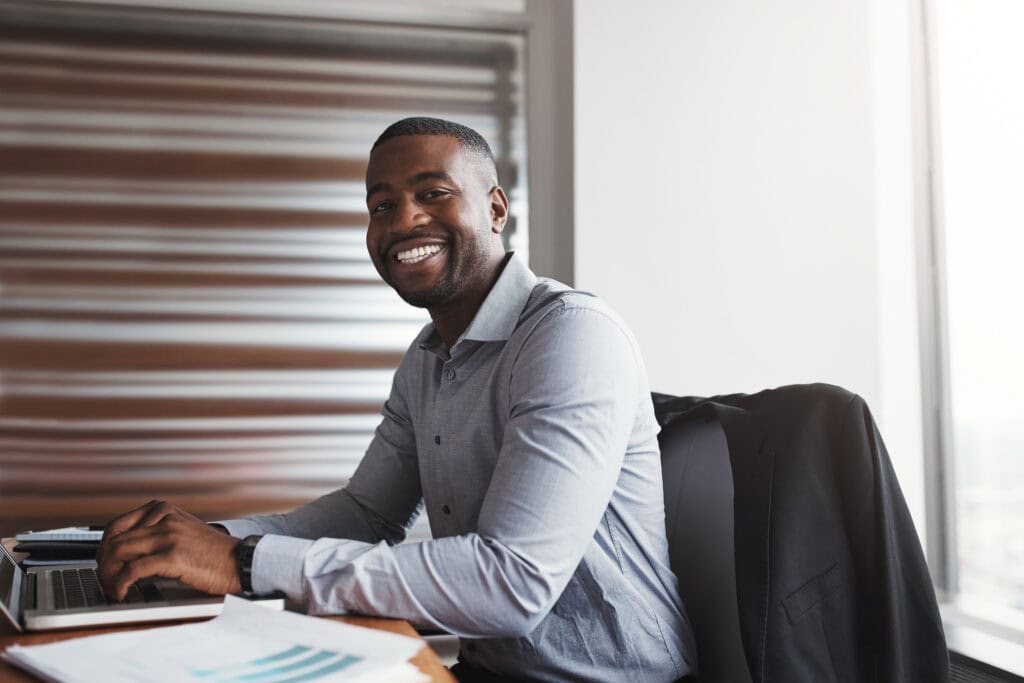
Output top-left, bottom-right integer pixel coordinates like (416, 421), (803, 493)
(0, 2), (526, 536)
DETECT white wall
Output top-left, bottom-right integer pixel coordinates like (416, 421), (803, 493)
(573, 0), (927, 537)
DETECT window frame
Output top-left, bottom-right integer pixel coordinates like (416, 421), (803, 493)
(911, 0), (957, 599)
(914, 0), (1024, 674)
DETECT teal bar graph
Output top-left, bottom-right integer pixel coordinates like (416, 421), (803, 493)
(189, 645), (362, 683)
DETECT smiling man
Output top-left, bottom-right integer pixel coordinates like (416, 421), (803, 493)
(97, 118), (695, 682)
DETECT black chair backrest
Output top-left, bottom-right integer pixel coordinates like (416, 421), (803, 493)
(660, 415), (752, 683)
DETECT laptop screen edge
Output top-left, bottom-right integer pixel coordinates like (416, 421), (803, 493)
(0, 543), (25, 632)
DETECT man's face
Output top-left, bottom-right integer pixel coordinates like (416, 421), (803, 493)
(365, 134), (506, 310)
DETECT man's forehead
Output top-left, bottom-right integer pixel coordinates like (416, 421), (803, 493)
(369, 134), (464, 163)
(365, 134), (486, 189)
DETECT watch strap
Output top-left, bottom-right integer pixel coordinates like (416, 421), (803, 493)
(235, 534), (262, 593)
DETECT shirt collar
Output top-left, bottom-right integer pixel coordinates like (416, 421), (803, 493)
(417, 251), (537, 356)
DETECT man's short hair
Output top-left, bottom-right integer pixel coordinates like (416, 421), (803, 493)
(372, 117), (497, 183)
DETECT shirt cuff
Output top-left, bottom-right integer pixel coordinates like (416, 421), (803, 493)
(252, 534), (315, 599)
(213, 518), (266, 538)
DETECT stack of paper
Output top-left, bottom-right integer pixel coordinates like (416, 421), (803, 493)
(14, 527), (103, 566)
(3, 596), (429, 683)
(15, 528), (103, 543)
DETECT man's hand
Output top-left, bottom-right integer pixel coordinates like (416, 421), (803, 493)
(96, 500), (242, 601)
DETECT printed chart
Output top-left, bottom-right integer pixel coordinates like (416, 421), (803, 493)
(190, 644), (363, 682)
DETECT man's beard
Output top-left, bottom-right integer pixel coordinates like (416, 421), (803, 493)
(389, 246), (489, 310)
(394, 269), (456, 309)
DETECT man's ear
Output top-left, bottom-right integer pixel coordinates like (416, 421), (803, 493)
(489, 186), (509, 234)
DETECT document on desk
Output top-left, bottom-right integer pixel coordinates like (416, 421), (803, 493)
(3, 596), (429, 683)
(15, 527), (103, 543)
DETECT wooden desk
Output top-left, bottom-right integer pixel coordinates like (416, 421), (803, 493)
(1, 541), (454, 682)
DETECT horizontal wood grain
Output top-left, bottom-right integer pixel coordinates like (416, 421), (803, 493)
(0, 146), (368, 182)
(0, 201), (360, 227)
(0, 12), (522, 544)
(0, 491), (318, 537)
(0, 340), (403, 370)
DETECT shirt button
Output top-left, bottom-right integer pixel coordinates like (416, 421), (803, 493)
(446, 369), (456, 380)
(434, 435), (441, 445)
(442, 504), (451, 515)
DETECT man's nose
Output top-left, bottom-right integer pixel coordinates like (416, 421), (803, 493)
(394, 199), (428, 233)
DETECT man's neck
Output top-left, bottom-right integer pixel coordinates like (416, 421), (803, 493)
(429, 254), (510, 350)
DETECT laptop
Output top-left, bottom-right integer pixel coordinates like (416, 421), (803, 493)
(0, 542), (282, 631)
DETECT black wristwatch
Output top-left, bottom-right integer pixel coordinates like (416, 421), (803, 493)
(235, 535), (263, 593)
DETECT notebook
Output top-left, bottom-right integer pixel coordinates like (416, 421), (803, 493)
(0, 542), (283, 631)
(14, 527), (102, 568)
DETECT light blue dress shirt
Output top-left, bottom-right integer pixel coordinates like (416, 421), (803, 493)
(221, 253), (695, 681)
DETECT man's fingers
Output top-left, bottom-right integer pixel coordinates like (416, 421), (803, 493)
(98, 500), (181, 566)
(95, 501), (229, 599)
(132, 501), (180, 532)
(109, 554), (179, 602)
(103, 525), (167, 561)
(98, 501), (155, 567)
(96, 556), (124, 599)
(97, 526), (168, 598)
(101, 499), (162, 542)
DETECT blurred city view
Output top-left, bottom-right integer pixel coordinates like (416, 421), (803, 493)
(937, 0), (1024, 622)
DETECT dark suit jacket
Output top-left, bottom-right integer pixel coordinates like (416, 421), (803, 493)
(653, 384), (949, 683)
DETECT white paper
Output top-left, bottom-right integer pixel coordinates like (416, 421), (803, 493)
(15, 527), (103, 543)
(3, 596), (429, 683)
(21, 557), (92, 567)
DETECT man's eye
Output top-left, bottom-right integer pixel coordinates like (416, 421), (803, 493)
(422, 189), (449, 200)
(371, 201), (393, 214)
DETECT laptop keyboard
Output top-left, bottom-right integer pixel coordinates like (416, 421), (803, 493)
(50, 568), (160, 609)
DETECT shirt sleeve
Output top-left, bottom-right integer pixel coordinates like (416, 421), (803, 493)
(218, 355), (424, 544)
(246, 303), (645, 639)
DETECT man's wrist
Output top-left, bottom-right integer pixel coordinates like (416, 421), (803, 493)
(235, 535), (263, 592)
(246, 534), (315, 599)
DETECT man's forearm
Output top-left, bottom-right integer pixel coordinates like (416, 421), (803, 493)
(251, 531), (564, 639)
(216, 488), (409, 543)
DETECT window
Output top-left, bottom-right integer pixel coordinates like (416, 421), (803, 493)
(926, 0), (1024, 630)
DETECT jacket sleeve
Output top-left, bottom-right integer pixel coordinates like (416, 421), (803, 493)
(839, 396), (949, 682)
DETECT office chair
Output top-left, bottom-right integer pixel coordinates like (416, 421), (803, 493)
(660, 413), (753, 683)
(655, 385), (949, 683)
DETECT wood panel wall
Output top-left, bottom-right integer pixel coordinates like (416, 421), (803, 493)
(0, 4), (525, 536)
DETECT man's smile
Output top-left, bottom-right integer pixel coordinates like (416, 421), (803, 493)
(385, 238), (448, 273)
(395, 243), (444, 265)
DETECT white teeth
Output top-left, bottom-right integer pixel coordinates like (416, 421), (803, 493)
(396, 244), (441, 263)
